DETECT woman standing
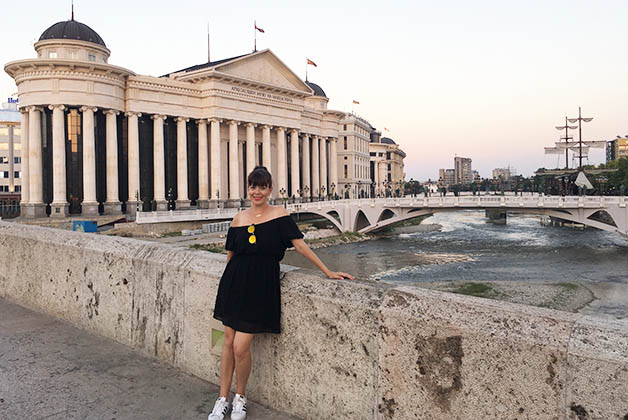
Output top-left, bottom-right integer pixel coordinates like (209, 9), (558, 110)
(208, 166), (353, 420)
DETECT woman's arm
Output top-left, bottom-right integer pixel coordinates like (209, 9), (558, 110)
(226, 250), (234, 263)
(291, 238), (354, 280)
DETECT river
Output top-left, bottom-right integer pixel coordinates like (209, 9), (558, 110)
(283, 211), (628, 320)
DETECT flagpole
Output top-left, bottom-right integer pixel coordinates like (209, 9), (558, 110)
(305, 59), (308, 82)
(207, 22), (210, 62)
(254, 20), (257, 52)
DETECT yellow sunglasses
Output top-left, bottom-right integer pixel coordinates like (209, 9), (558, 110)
(247, 225), (256, 244)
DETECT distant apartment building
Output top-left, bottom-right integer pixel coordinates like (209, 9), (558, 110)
(607, 137), (628, 163)
(492, 167), (511, 180)
(472, 170), (481, 182)
(0, 101), (22, 195)
(369, 129), (406, 197)
(438, 168), (455, 187)
(454, 156), (472, 184)
(338, 113), (372, 198)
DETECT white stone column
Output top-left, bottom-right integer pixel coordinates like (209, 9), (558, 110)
(311, 135), (320, 199)
(276, 127), (287, 199)
(246, 123), (256, 196)
(228, 120), (240, 202)
(25, 106), (45, 217)
(48, 104), (68, 217)
(125, 111), (141, 214)
(197, 119), (209, 208)
(19, 109), (29, 206)
(152, 114), (167, 210)
(262, 125), (272, 171)
(374, 161), (381, 196)
(80, 106), (98, 215)
(103, 110), (121, 214)
(209, 118), (221, 206)
(302, 134), (310, 199)
(330, 137), (338, 199)
(290, 129), (300, 198)
(176, 116), (190, 209)
(320, 137), (328, 199)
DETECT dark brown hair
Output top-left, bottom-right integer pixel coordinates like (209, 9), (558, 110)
(247, 166), (272, 188)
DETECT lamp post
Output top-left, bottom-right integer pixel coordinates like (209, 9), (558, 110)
(303, 185), (310, 202)
(279, 187), (286, 207)
(330, 182), (336, 200)
(321, 185), (326, 201)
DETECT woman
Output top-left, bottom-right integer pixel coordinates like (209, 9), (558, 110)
(208, 166), (353, 420)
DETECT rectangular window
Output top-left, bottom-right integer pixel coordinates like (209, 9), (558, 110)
(343, 124), (347, 131)
(15, 185), (20, 192)
(388, 164), (392, 170)
(14, 157), (21, 164)
(1, 171), (8, 178)
(49, 51), (57, 58)
(344, 137), (347, 150)
(386, 152), (391, 160)
(88, 54), (96, 62)
(344, 165), (348, 178)
(14, 171), (19, 178)
(370, 152), (376, 157)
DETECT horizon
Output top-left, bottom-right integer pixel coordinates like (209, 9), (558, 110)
(2, 0), (627, 181)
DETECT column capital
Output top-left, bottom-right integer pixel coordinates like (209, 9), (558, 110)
(80, 106), (99, 113)
(19, 107), (29, 115)
(196, 119), (208, 125)
(103, 109), (120, 116)
(290, 129), (299, 136)
(261, 124), (273, 130)
(228, 120), (240, 127)
(151, 114), (167, 121)
(175, 116), (189, 123)
(207, 118), (222, 124)
(48, 104), (65, 111)
(26, 106), (44, 113)
(276, 126), (286, 133)
(245, 122), (257, 128)
(124, 111), (142, 118)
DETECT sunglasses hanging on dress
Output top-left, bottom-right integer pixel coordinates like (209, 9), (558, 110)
(248, 225), (256, 244)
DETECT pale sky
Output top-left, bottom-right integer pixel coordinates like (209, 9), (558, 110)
(2, 0), (627, 181)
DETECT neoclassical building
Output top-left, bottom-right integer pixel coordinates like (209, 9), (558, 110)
(5, 19), (344, 217)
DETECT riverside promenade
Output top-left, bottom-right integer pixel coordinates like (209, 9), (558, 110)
(0, 298), (297, 420)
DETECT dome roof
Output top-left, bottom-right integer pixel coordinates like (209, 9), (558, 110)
(305, 81), (326, 98)
(39, 20), (106, 47)
(381, 137), (396, 145)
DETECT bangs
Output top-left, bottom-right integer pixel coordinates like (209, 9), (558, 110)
(247, 166), (272, 188)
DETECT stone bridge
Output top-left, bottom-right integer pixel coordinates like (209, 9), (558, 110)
(135, 194), (628, 236)
(286, 195), (628, 236)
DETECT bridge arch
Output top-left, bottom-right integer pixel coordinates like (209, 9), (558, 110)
(377, 209), (396, 223)
(354, 210), (371, 231)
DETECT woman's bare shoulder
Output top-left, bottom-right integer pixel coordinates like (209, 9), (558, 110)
(270, 205), (289, 217)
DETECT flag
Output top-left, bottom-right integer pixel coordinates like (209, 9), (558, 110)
(307, 58), (317, 67)
(255, 24), (265, 33)
(352, 100), (360, 104)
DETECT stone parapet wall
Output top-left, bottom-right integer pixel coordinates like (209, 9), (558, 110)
(0, 220), (627, 419)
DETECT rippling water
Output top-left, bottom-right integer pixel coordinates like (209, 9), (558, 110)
(283, 211), (628, 319)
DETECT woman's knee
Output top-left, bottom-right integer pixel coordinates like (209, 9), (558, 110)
(223, 328), (236, 347)
(233, 341), (251, 360)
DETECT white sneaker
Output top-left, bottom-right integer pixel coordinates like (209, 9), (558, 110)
(230, 393), (247, 420)
(208, 396), (230, 420)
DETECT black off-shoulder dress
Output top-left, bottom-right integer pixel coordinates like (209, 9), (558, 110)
(213, 215), (304, 334)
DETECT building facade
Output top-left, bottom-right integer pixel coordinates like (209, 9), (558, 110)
(369, 133), (406, 197)
(5, 19), (344, 217)
(0, 104), (21, 195)
(454, 156), (472, 184)
(607, 137), (628, 163)
(492, 167), (511, 180)
(337, 114), (372, 198)
(438, 168), (455, 187)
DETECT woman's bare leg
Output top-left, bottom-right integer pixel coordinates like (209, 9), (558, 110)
(233, 331), (254, 395)
(218, 326), (236, 397)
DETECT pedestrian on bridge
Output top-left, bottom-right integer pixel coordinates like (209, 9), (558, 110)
(208, 166), (354, 420)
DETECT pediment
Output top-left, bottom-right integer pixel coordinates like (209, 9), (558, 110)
(215, 50), (311, 94)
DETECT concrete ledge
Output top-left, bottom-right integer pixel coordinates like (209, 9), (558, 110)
(0, 220), (627, 419)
